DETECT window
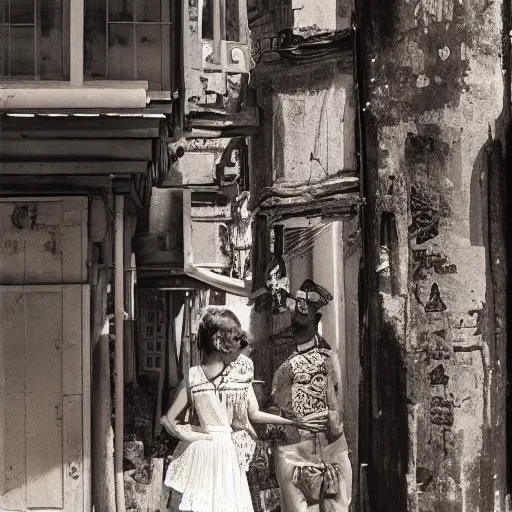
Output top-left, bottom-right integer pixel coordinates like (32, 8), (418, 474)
(223, 0), (239, 42)
(142, 319), (165, 370)
(201, 0), (240, 42)
(0, 0), (69, 80)
(201, 0), (213, 40)
(85, 0), (173, 91)
(139, 289), (167, 373)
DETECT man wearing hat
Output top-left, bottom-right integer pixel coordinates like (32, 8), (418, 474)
(270, 279), (352, 512)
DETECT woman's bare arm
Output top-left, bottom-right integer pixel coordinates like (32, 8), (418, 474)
(247, 384), (325, 431)
(160, 380), (213, 442)
(162, 380), (188, 424)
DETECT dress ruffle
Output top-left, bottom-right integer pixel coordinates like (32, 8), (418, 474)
(165, 432), (253, 512)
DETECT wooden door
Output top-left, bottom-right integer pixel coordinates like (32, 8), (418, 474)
(0, 197), (88, 285)
(0, 196), (90, 512)
(0, 285), (90, 512)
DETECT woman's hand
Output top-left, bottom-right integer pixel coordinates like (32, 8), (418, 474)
(160, 415), (213, 442)
(160, 415), (174, 435)
(160, 415), (180, 437)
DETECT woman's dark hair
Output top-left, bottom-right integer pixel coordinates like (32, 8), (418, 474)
(198, 307), (248, 355)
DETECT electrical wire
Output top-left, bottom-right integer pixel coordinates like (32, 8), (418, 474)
(284, 224), (331, 262)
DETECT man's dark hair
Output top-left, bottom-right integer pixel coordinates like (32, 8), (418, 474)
(198, 307), (248, 354)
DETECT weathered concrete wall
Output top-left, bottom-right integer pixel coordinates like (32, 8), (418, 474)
(358, 0), (508, 510)
(250, 56), (355, 207)
(292, 0), (339, 32)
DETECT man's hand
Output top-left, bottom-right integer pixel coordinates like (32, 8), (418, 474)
(295, 417), (327, 432)
(295, 411), (329, 432)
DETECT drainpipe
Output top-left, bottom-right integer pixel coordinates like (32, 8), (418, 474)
(114, 195), (127, 512)
(182, 189), (251, 297)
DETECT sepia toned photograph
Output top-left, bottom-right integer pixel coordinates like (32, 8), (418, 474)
(0, 0), (509, 511)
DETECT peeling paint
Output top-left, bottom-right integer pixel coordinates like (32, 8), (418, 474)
(362, 0), (505, 505)
(416, 74), (431, 88)
(44, 239), (57, 254)
(438, 46), (451, 60)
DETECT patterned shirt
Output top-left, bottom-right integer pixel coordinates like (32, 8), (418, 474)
(271, 336), (344, 442)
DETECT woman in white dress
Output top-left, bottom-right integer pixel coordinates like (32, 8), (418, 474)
(160, 307), (323, 512)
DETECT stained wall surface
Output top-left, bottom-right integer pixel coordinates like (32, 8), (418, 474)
(358, 0), (508, 509)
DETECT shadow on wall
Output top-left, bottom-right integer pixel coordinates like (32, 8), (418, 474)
(506, 125), (512, 496)
(369, 312), (409, 512)
(469, 144), (488, 248)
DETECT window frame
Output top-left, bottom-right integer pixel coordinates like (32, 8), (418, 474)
(0, 0), (75, 83)
(0, 0), (173, 93)
(196, 0), (249, 76)
(138, 290), (167, 374)
(86, 0), (174, 92)
(0, 0), (83, 85)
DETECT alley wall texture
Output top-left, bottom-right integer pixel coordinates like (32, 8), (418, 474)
(358, 0), (508, 510)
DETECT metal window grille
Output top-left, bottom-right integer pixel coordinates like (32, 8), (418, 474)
(139, 289), (167, 372)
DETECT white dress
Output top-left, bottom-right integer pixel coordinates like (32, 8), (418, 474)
(164, 355), (256, 512)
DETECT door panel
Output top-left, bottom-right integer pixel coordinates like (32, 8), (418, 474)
(26, 392), (63, 508)
(25, 291), (63, 393)
(3, 392), (25, 509)
(0, 285), (89, 512)
(63, 395), (84, 511)
(0, 197), (88, 285)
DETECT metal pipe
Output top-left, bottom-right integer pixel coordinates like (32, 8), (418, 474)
(114, 195), (127, 512)
(0, 87), (147, 110)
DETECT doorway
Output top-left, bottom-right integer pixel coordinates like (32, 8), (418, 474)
(0, 197), (90, 512)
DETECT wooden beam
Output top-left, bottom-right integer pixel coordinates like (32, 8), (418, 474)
(0, 162), (148, 175)
(0, 175), (132, 195)
(188, 107), (259, 130)
(136, 275), (209, 289)
(0, 117), (161, 139)
(0, 140), (152, 160)
(70, 0), (84, 86)
(0, 105), (171, 115)
(0, 88), (147, 110)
